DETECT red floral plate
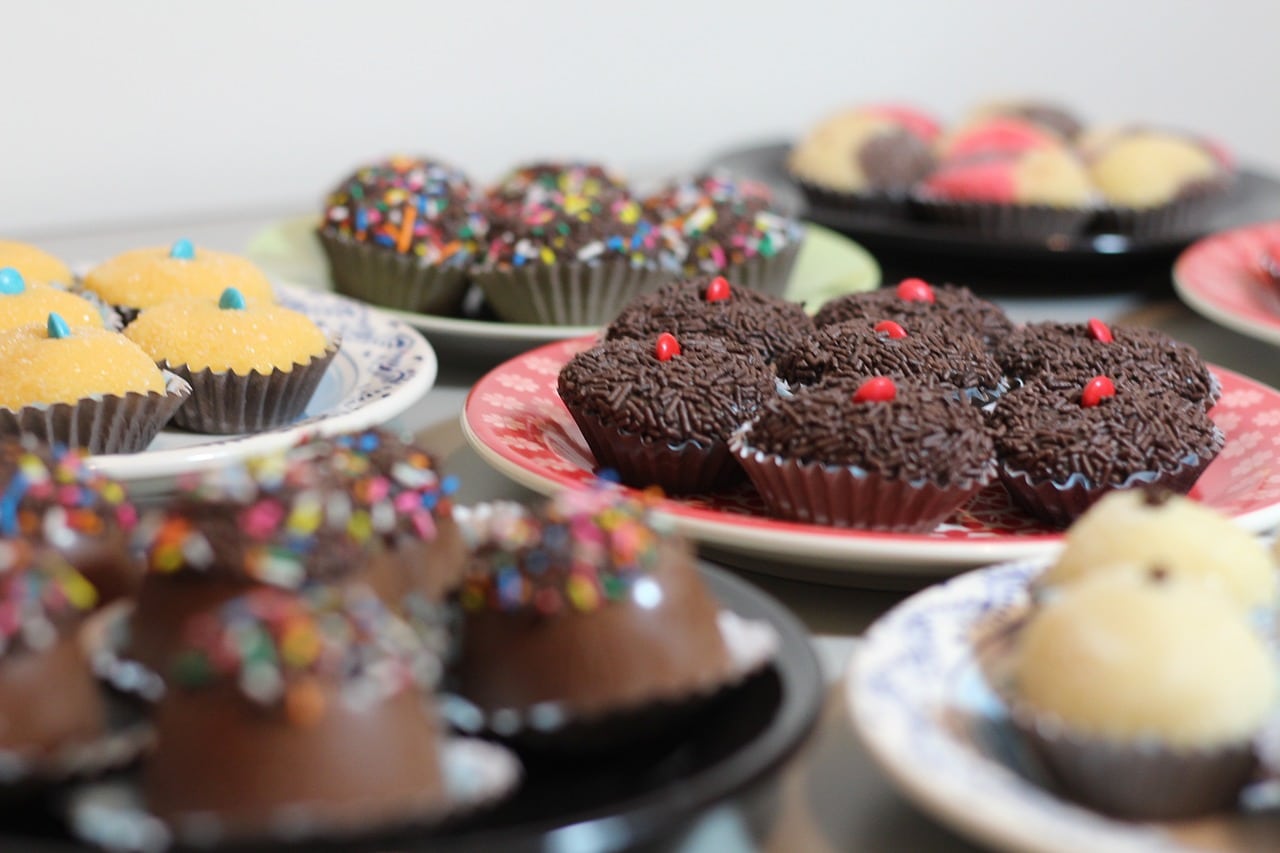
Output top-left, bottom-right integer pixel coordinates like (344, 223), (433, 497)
(1174, 220), (1280, 346)
(461, 337), (1280, 578)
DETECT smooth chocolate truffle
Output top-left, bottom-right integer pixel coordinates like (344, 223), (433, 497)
(994, 320), (1218, 408)
(605, 275), (813, 363)
(0, 437), (141, 604)
(776, 318), (1005, 403)
(145, 585), (444, 836)
(813, 278), (1013, 344)
(454, 491), (732, 717)
(0, 543), (105, 757)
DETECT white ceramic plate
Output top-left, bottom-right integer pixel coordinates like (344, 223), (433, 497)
(848, 557), (1277, 853)
(85, 281), (437, 483)
(245, 216), (882, 352)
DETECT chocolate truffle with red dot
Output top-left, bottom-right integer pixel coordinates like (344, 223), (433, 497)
(605, 274), (813, 364)
(557, 333), (776, 494)
(989, 378), (1224, 526)
(813, 278), (1013, 345)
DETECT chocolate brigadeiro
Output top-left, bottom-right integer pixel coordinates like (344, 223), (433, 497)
(994, 319), (1219, 409)
(605, 274), (813, 364)
(558, 334), (776, 494)
(1, 437), (141, 605)
(777, 317), (1006, 405)
(486, 160), (629, 211)
(990, 377), (1225, 527)
(731, 378), (995, 531)
(813, 277), (1014, 345)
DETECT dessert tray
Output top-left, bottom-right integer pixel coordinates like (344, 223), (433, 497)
(1174, 220), (1280, 346)
(462, 336), (1280, 581)
(246, 217), (881, 355)
(84, 281), (437, 484)
(847, 556), (1279, 853)
(0, 564), (824, 852)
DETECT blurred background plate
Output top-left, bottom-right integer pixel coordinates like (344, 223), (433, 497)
(1173, 220), (1280, 346)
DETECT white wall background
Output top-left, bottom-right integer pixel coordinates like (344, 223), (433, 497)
(4, 0), (1278, 236)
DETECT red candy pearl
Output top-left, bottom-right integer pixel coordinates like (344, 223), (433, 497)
(854, 376), (897, 403)
(655, 332), (681, 361)
(1081, 376), (1116, 407)
(896, 277), (935, 304)
(1087, 317), (1114, 343)
(705, 276), (731, 302)
(874, 319), (907, 339)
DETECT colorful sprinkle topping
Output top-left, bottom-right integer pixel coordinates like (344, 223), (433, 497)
(874, 319), (908, 339)
(482, 191), (657, 270)
(704, 276), (732, 302)
(644, 172), (802, 277)
(0, 438), (137, 545)
(169, 584), (433, 716)
(0, 543), (97, 658)
(169, 238), (195, 260)
(46, 312), (70, 339)
(488, 161), (628, 205)
(218, 287), (247, 310)
(1087, 317), (1114, 343)
(457, 487), (666, 615)
(853, 376), (897, 403)
(895, 278), (935, 303)
(654, 332), (681, 362)
(322, 156), (488, 266)
(0, 268), (24, 295)
(1081, 375), (1117, 407)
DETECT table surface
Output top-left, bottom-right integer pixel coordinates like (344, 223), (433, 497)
(30, 213), (1280, 853)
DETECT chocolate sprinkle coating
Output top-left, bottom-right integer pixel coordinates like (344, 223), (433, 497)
(994, 322), (1217, 407)
(557, 336), (776, 447)
(605, 275), (814, 363)
(741, 384), (995, 486)
(990, 381), (1223, 486)
(813, 283), (1013, 344)
(776, 320), (1004, 396)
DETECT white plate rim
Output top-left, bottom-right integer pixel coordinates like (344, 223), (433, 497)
(84, 281), (438, 481)
(846, 556), (1196, 853)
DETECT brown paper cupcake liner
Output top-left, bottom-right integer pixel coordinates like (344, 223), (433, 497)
(1009, 706), (1257, 820)
(910, 194), (1095, 242)
(730, 429), (993, 532)
(709, 238), (803, 300)
(793, 177), (914, 221)
(471, 259), (670, 327)
(317, 230), (472, 316)
(1090, 177), (1232, 241)
(565, 406), (743, 495)
(162, 339), (339, 435)
(0, 373), (191, 455)
(998, 437), (1223, 528)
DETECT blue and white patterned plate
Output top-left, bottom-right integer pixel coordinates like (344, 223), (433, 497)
(848, 558), (1271, 853)
(86, 281), (437, 482)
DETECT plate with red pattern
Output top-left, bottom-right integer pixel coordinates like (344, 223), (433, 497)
(1174, 220), (1280, 346)
(462, 336), (1280, 577)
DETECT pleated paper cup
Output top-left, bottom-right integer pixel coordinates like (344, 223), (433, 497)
(0, 372), (191, 454)
(711, 239), (802, 300)
(793, 177), (914, 221)
(161, 339), (339, 435)
(1090, 178), (1232, 241)
(911, 194), (1095, 242)
(729, 428), (992, 532)
(317, 230), (471, 316)
(471, 260), (671, 327)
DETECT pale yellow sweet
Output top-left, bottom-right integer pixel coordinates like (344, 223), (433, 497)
(0, 240), (72, 284)
(124, 297), (329, 375)
(1088, 131), (1219, 208)
(0, 283), (104, 332)
(1013, 146), (1094, 206)
(1040, 490), (1276, 613)
(1015, 571), (1276, 747)
(83, 246), (275, 310)
(787, 110), (903, 192)
(0, 324), (166, 408)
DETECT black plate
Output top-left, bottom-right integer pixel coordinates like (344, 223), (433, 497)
(1, 563), (824, 852)
(708, 141), (1280, 295)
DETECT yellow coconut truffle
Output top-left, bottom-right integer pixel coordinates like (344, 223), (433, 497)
(1087, 130), (1220, 208)
(83, 240), (275, 311)
(0, 316), (167, 409)
(0, 268), (104, 332)
(1013, 146), (1095, 206)
(1039, 490), (1275, 613)
(0, 240), (72, 285)
(124, 288), (330, 375)
(1015, 570), (1276, 748)
(788, 106), (938, 192)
